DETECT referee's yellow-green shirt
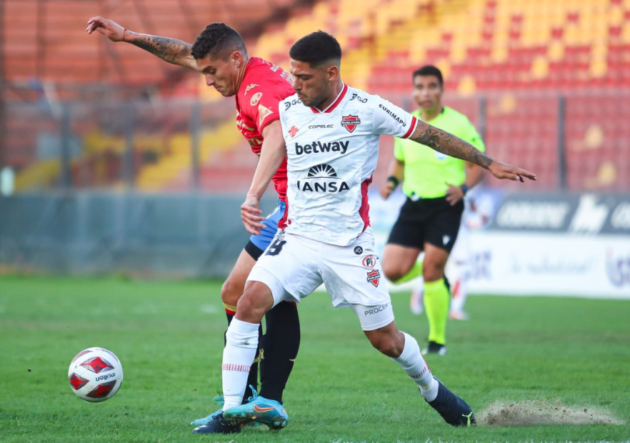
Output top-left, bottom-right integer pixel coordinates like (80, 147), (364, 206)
(394, 107), (486, 199)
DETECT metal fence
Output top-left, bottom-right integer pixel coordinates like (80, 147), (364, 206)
(0, 192), (278, 277)
(2, 98), (241, 193)
(3, 90), (630, 197)
(2, 90), (630, 277)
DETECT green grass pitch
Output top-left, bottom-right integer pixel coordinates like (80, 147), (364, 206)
(0, 276), (629, 442)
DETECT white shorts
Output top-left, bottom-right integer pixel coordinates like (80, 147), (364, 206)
(247, 228), (394, 331)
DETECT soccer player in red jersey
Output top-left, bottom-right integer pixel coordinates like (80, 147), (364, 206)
(87, 17), (298, 434)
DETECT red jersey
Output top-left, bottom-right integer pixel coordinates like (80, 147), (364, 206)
(235, 57), (293, 202)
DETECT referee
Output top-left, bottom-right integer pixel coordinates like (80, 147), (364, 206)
(380, 65), (486, 355)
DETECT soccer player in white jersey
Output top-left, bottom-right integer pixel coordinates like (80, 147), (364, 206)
(211, 31), (536, 432)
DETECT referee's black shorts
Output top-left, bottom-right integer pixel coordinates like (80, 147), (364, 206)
(387, 196), (464, 254)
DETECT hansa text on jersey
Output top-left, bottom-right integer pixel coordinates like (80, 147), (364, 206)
(296, 164), (350, 193)
(296, 180), (350, 193)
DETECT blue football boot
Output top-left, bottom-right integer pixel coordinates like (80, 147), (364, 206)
(223, 387), (289, 430)
(190, 407), (224, 427)
(426, 377), (476, 427)
(191, 391), (263, 428)
(191, 412), (241, 435)
(190, 395), (225, 426)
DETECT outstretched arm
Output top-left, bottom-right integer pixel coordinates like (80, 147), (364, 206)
(410, 120), (537, 182)
(241, 121), (287, 235)
(86, 16), (200, 72)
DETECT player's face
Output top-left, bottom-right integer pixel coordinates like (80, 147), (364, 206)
(413, 75), (443, 112)
(290, 60), (335, 108)
(197, 51), (245, 97)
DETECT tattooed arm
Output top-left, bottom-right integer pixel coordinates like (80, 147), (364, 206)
(410, 120), (537, 182)
(86, 16), (200, 72)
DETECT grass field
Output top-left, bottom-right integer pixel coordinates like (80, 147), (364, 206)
(1, 276), (629, 442)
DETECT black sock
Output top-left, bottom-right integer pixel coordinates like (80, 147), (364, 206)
(225, 310), (261, 403)
(259, 301), (300, 404)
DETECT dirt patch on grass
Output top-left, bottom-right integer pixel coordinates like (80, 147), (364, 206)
(477, 399), (625, 427)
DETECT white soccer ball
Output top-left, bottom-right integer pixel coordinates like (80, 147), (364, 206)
(68, 347), (123, 402)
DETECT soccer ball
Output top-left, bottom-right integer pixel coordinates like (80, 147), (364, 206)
(68, 347), (124, 402)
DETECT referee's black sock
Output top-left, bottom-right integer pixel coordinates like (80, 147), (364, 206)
(259, 301), (300, 404)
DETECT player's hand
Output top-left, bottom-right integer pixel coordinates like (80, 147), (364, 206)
(445, 183), (464, 206)
(488, 160), (536, 182)
(86, 16), (125, 42)
(241, 195), (266, 235)
(380, 182), (395, 200)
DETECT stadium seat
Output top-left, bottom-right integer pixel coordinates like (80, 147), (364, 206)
(6, 0), (629, 191)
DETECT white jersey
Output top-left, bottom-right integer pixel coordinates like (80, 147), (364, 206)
(278, 84), (419, 246)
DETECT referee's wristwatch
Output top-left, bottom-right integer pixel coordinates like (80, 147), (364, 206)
(460, 184), (469, 196)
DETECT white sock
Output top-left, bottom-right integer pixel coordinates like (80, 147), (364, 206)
(450, 277), (468, 313)
(393, 332), (439, 402)
(222, 318), (260, 410)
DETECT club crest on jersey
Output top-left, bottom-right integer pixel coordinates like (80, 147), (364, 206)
(367, 270), (380, 287)
(362, 255), (377, 269)
(250, 92), (263, 106)
(341, 115), (361, 133)
(288, 126), (299, 138)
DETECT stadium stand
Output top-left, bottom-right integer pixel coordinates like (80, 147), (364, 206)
(3, 0), (303, 86)
(3, 0), (630, 192)
(248, 0), (630, 191)
(3, 0), (307, 189)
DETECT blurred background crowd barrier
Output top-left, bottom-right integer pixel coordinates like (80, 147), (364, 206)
(3, 90), (630, 194)
(0, 0), (629, 295)
(0, 192), (278, 278)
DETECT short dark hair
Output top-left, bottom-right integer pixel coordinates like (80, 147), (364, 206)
(191, 23), (247, 60)
(289, 31), (342, 67)
(413, 65), (443, 86)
